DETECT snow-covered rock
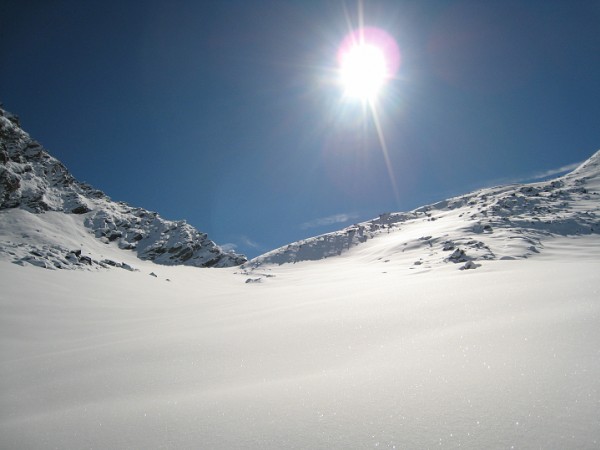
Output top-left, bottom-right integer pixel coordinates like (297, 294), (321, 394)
(0, 107), (246, 269)
(248, 150), (600, 270)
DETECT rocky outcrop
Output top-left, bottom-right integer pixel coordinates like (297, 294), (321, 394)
(0, 107), (246, 268)
(247, 150), (600, 269)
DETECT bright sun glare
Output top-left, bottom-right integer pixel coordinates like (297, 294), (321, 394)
(337, 27), (399, 103)
(334, 25), (402, 202)
(339, 43), (388, 101)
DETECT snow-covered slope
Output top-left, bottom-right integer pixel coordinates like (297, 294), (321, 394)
(248, 150), (600, 270)
(1, 107), (599, 448)
(0, 107), (246, 268)
(1, 235), (599, 448)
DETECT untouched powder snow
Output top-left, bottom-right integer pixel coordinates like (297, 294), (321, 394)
(1, 237), (599, 449)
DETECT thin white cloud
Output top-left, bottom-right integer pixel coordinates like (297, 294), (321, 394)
(220, 243), (238, 252)
(480, 160), (583, 189)
(300, 213), (359, 230)
(221, 236), (261, 253)
(240, 236), (261, 249)
(530, 161), (582, 180)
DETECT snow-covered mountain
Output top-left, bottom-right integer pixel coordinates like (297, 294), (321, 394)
(0, 107), (246, 269)
(248, 149), (600, 270)
(2, 104), (598, 273)
(1, 107), (600, 449)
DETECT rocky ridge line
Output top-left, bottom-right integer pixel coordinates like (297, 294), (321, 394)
(246, 150), (600, 269)
(0, 107), (246, 269)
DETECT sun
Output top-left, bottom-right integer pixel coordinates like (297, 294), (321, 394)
(339, 43), (387, 101)
(336, 27), (399, 103)
(333, 26), (402, 202)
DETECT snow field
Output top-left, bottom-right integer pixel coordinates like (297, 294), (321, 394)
(1, 234), (599, 448)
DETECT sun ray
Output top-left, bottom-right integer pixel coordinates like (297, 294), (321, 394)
(369, 99), (400, 205)
(332, 1), (402, 206)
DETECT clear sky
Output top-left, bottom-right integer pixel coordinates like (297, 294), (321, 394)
(2, 0), (600, 258)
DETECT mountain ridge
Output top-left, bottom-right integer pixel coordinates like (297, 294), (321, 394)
(0, 107), (247, 269)
(1, 106), (598, 273)
(246, 150), (600, 270)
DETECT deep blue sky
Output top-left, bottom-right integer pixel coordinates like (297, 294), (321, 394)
(2, 0), (600, 258)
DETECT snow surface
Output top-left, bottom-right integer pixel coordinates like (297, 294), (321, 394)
(1, 236), (599, 449)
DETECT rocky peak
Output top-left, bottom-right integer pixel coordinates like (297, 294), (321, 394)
(0, 107), (247, 268)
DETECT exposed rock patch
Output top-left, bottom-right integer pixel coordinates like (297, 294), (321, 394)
(0, 107), (247, 270)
